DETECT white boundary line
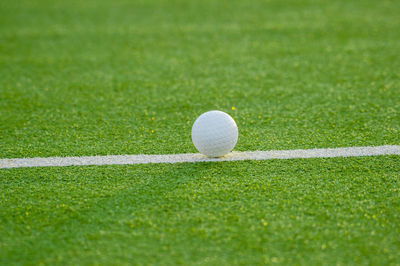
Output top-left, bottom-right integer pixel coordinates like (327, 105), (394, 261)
(0, 145), (399, 169)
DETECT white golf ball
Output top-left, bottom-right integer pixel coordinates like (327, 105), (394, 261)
(191, 110), (238, 157)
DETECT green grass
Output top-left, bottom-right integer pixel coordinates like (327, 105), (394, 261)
(1, 0), (399, 158)
(1, 0), (400, 264)
(1, 157), (400, 265)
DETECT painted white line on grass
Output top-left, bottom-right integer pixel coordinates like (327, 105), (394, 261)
(0, 145), (399, 169)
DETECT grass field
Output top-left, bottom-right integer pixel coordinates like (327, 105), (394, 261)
(1, 0), (400, 264)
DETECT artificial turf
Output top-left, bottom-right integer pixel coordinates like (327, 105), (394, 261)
(1, 0), (399, 158)
(1, 0), (400, 264)
(1, 157), (400, 265)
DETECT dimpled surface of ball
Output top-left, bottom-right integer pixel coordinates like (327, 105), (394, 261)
(191, 110), (238, 157)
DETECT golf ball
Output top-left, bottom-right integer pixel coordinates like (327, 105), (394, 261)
(191, 110), (238, 157)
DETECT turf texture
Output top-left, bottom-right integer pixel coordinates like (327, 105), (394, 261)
(1, 157), (400, 265)
(0, 0), (399, 158)
(1, 0), (400, 264)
